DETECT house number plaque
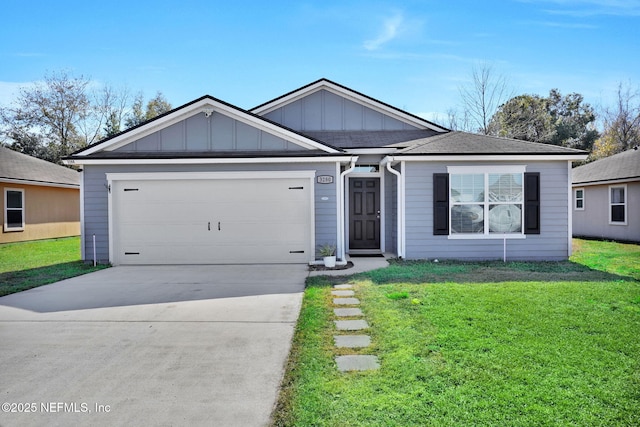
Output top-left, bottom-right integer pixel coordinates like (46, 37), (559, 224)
(317, 175), (334, 184)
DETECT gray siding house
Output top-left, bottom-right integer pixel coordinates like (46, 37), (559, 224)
(65, 79), (587, 265)
(572, 147), (640, 243)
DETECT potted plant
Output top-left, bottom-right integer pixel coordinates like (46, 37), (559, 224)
(318, 243), (337, 268)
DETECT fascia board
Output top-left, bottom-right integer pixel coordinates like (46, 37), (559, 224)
(252, 80), (447, 132)
(63, 156), (356, 166)
(0, 177), (79, 189)
(77, 98), (339, 156)
(389, 154), (589, 162)
(572, 176), (640, 187)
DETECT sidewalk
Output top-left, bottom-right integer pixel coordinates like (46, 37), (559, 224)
(309, 254), (391, 276)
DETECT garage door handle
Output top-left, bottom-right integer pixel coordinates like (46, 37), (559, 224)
(208, 222), (210, 231)
(218, 222), (221, 231)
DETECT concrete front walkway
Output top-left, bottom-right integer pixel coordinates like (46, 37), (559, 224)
(0, 265), (307, 427)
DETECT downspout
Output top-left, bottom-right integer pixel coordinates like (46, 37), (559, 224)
(338, 157), (357, 263)
(567, 161), (573, 257)
(383, 156), (404, 258)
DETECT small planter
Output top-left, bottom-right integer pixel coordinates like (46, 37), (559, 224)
(318, 243), (337, 268)
(323, 255), (337, 268)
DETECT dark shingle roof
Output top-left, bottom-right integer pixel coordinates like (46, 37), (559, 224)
(300, 130), (440, 149)
(393, 131), (588, 155)
(0, 146), (79, 187)
(572, 147), (640, 184)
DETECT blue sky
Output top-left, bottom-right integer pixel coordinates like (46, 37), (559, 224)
(1, 0), (639, 123)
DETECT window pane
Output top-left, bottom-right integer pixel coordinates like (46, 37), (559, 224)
(611, 188), (625, 204)
(576, 199), (584, 209)
(451, 204), (484, 233)
(6, 191), (22, 209)
(611, 205), (625, 222)
(489, 204), (522, 233)
(576, 189), (583, 198)
(489, 174), (523, 202)
(6, 210), (23, 228)
(451, 174), (484, 202)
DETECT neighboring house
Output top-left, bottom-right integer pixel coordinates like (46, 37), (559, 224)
(572, 147), (640, 243)
(64, 79), (587, 265)
(1, 146), (80, 243)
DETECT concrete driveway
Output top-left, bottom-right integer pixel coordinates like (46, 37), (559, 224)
(0, 265), (307, 427)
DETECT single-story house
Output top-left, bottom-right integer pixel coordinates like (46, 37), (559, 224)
(1, 146), (80, 243)
(64, 79), (587, 265)
(572, 147), (640, 243)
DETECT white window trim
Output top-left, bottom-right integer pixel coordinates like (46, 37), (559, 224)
(447, 165), (527, 240)
(574, 188), (585, 211)
(609, 184), (627, 225)
(4, 188), (25, 232)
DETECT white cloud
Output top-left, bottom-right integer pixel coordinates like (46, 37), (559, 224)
(363, 12), (404, 51)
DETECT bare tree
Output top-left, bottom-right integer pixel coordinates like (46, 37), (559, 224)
(459, 63), (513, 134)
(0, 71), (165, 163)
(594, 81), (640, 158)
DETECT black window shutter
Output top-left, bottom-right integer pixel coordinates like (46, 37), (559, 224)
(524, 172), (540, 234)
(433, 173), (449, 235)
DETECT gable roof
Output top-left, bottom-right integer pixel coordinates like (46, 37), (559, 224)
(251, 78), (449, 133)
(300, 130), (440, 149)
(0, 146), (79, 188)
(390, 131), (589, 156)
(573, 147), (640, 185)
(70, 95), (343, 158)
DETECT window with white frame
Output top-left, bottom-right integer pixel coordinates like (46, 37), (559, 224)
(4, 188), (25, 231)
(448, 166), (525, 236)
(609, 185), (626, 224)
(574, 188), (585, 210)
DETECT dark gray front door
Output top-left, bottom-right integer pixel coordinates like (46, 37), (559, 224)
(349, 178), (380, 250)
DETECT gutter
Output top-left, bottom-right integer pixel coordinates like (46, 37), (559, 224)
(382, 156), (405, 258)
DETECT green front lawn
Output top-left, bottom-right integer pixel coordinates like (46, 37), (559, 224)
(273, 239), (640, 426)
(0, 237), (108, 296)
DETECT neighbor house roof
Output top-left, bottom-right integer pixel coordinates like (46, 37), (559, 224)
(0, 146), (80, 187)
(572, 147), (640, 185)
(391, 131), (588, 156)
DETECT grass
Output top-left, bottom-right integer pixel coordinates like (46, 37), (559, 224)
(272, 239), (640, 427)
(0, 237), (108, 296)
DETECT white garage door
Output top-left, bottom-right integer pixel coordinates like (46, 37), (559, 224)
(110, 174), (313, 265)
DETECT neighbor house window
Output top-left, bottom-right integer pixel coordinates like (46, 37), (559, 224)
(574, 188), (585, 210)
(609, 185), (626, 224)
(447, 166), (526, 237)
(4, 188), (25, 231)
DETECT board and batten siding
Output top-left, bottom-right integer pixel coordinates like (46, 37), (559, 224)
(404, 161), (571, 261)
(573, 181), (640, 243)
(113, 112), (306, 153)
(82, 163), (338, 263)
(262, 89), (420, 132)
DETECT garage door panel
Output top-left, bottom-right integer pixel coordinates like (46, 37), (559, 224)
(112, 177), (313, 265)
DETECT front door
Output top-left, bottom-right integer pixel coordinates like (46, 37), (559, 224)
(349, 178), (381, 250)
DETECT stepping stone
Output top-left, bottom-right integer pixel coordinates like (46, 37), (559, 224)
(331, 290), (355, 297)
(336, 355), (380, 372)
(334, 308), (363, 317)
(335, 320), (369, 331)
(334, 335), (371, 348)
(333, 298), (360, 305)
(334, 284), (353, 289)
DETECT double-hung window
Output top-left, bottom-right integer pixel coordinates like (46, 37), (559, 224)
(609, 185), (626, 224)
(449, 166), (525, 237)
(574, 188), (584, 210)
(4, 188), (25, 231)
